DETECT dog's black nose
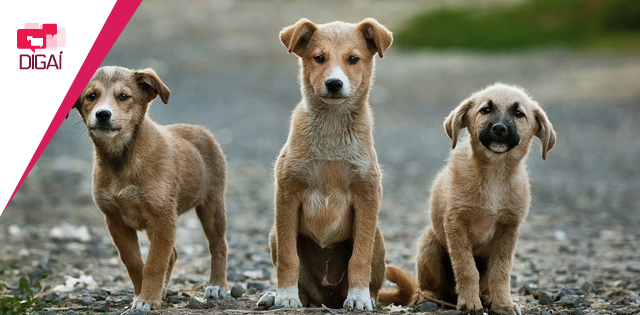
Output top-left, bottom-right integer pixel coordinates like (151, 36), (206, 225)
(491, 123), (508, 136)
(96, 109), (112, 122)
(325, 79), (343, 93)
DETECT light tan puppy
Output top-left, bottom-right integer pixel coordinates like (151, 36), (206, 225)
(257, 18), (392, 311)
(73, 66), (228, 311)
(380, 83), (556, 315)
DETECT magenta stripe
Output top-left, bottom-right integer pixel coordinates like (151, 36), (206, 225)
(2, 0), (143, 214)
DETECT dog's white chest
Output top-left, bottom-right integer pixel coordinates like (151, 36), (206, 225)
(299, 161), (354, 247)
(485, 180), (507, 212)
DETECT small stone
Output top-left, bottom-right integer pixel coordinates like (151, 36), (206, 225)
(601, 291), (615, 300)
(511, 275), (518, 287)
(519, 283), (535, 296)
(80, 295), (93, 306)
(165, 288), (179, 297)
(92, 301), (109, 312)
(581, 281), (594, 294)
(168, 295), (187, 303)
(579, 264), (592, 271)
(556, 268), (568, 275)
(65, 311), (77, 315)
(130, 309), (148, 315)
(247, 287), (257, 295)
(627, 265), (640, 273)
(188, 297), (205, 309)
(247, 281), (268, 291)
(527, 308), (541, 315)
(625, 283), (639, 290)
(227, 272), (247, 282)
(558, 295), (586, 308)
(573, 309), (585, 315)
(558, 245), (577, 254)
(538, 290), (554, 305)
(414, 302), (438, 312)
(555, 275), (577, 284)
(541, 310), (552, 315)
(231, 284), (244, 298)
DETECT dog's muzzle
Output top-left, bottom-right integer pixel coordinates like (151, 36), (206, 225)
(479, 122), (520, 153)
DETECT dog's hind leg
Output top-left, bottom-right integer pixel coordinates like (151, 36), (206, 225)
(196, 193), (228, 299)
(416, 227), (448, 305)
(162, 246), (178, 299)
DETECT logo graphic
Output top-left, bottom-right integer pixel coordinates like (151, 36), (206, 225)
(17, 23), (66, 70)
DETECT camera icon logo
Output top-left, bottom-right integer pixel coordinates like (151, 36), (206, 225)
(17, 23), (66, 53)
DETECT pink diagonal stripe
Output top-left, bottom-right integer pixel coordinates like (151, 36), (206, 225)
(2, 0), (143, 213)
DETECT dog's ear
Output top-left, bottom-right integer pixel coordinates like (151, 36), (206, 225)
(134, 68), (171, 104)
(68, 90), (85, 119)
(280, 18), (318, 57)
(533, 105), (557, 160)
(444, 98), (474, 149)
(357, 18), (393, 58)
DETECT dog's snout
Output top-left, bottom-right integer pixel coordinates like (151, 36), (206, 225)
(491, 123), (508, 137)
(325, 79), (343, 93)
(96, 109), (112, 122)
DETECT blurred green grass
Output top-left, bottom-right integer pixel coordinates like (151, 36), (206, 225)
(395, 0), (640, 51)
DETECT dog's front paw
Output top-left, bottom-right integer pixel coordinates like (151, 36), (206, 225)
(343, 288), (374, 311)
(257, 291), (276, 308)
(204, 285), (227, 299)
(491, 303), (521, 315)
(131, 296), (161, 313)
(457, 295), (484, 315)
(274, 286), (303, 308)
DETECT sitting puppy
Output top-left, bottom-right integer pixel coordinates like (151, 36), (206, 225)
(73, 66), (229, 311)
(257, 18), (393, 311)
(380, 83), (556, 315)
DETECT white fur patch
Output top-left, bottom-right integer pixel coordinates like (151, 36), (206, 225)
(343, 287), (373, 311)
(327, 67), (350, 94)
(489, 143), (509, 153)
(275, 285), (302, 308)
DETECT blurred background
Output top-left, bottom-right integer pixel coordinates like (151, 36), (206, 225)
(2, 0), (639, 312)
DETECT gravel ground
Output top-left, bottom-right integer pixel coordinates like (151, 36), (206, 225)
(2, 0), (640, 314)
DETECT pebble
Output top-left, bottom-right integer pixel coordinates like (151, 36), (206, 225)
(247, 287), (257, 295)
(80, 295), (93, 306)
(231, 283), (244, 298)
(511, 275), (518, 287)
(227, 272), (247, 282)
(165, 288), (179, 297)
(555, 275), (578, 283)
(167, 295), (187, 303)
(92, 301), (109, 312)
(188, 297), (205, 309)
(558, 295), (586, 308)
(573, 309), (585, 315)
(65, 311), (77, 315)
(601, 291), (615, 300)
(129, 309), (148, 315)
(538, 290), (554, 305)
(541, 310), (552, 315)
(625, 283), (638, 290)
(414, 301), (438, 312)
(627, 265), (640, 273)
(519, 283), (535, 296)
(581, 281), (595, 294)
(247, 281), (268, 291)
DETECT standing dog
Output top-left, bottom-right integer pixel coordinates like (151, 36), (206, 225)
(73, 66), (228, 311)
(257, 18), (393, 311)
(380, 83), (556, 315)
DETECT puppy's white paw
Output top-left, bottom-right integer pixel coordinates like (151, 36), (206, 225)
(204, 285), (226, 299)
(274, 286), (303, 308)
(131, 297), (152, 312)
(343, 288), (373, 311)
(257, 291), (276, 308)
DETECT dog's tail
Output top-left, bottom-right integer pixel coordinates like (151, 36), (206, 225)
(378, 265), (417, 306)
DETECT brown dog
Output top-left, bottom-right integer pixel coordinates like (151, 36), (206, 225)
(380, 83), (556, 315)
(73, 66), (228, 311)
(256, 18), (392, 311)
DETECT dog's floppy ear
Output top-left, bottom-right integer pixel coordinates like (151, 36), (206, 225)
(134, 68), (171, 104)
(444, 98), (474, 149)
(68, 90), (85, 119)
(280, 18), (318, 57)
(533, 105), (557, 160)
(357, 18), (393, 58)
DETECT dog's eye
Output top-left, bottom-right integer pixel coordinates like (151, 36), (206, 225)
(514, 110), (526, 118)
(480, 107), (491, 114)
(118, 93), (131, 101)
(314, 55), (326, 64)
(348, 55), (360, 65)
(86, 93), (97, 102)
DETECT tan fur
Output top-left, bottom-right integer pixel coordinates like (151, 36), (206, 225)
(263, 18), (392, 310)
(383, 84), (556, 315)
(74, 66), (228, 310)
